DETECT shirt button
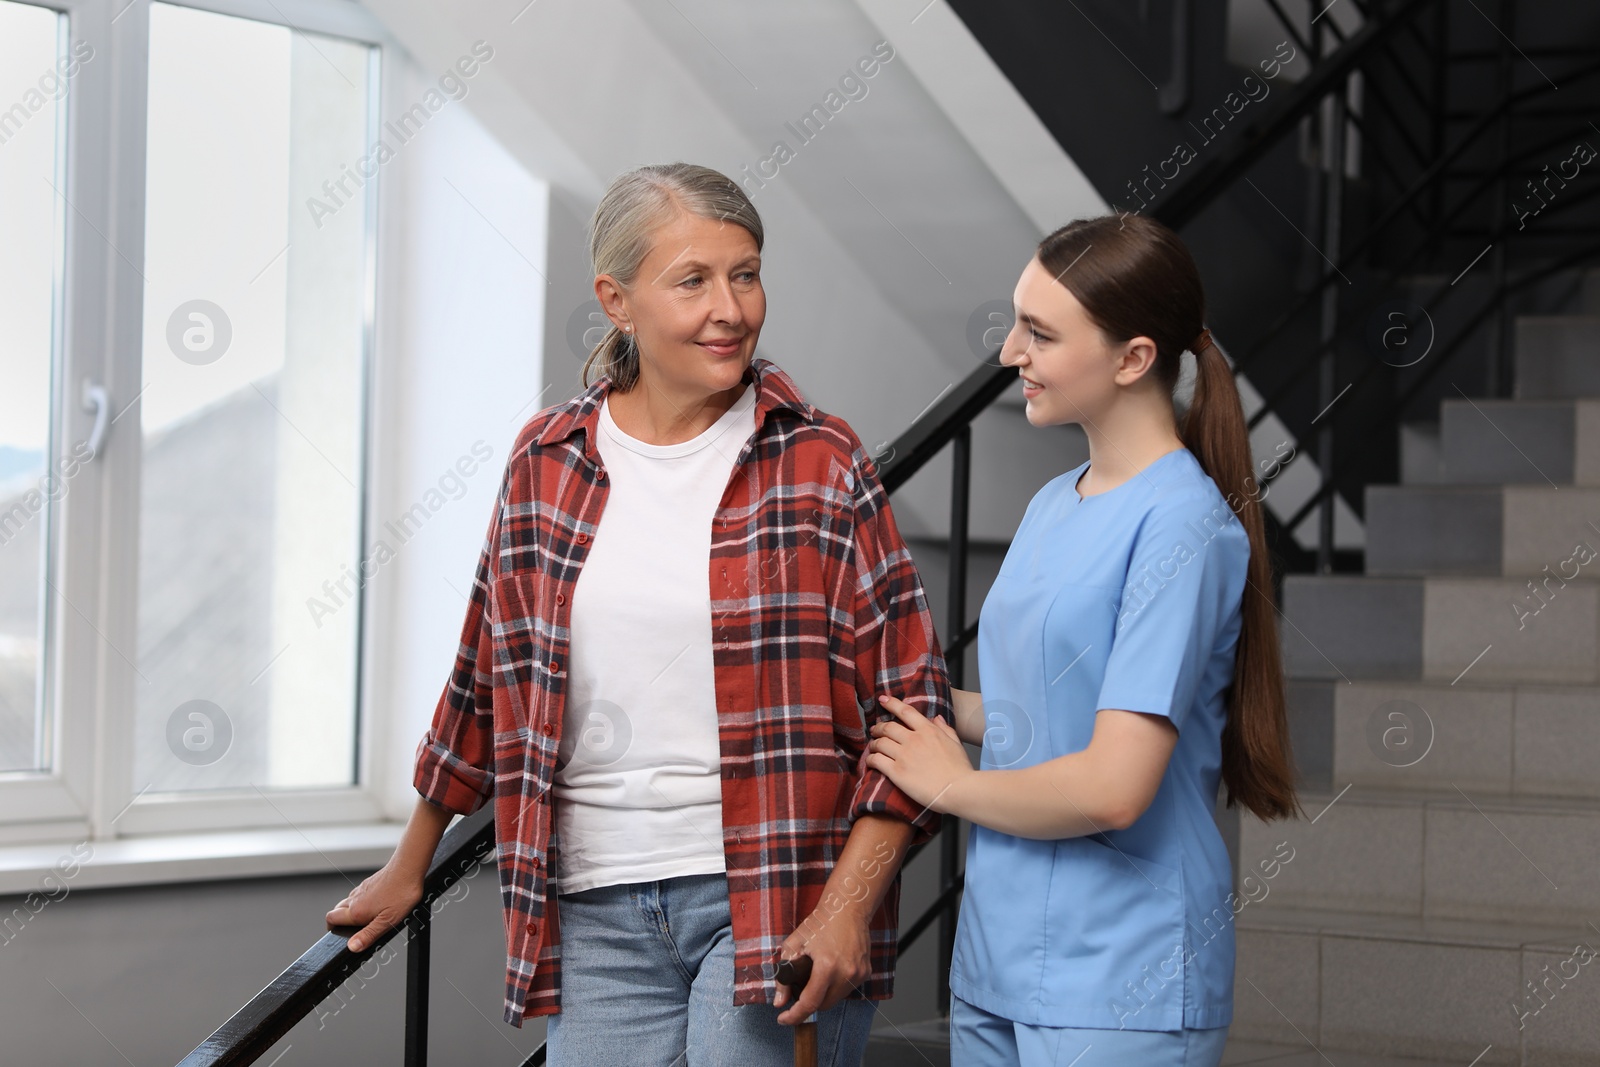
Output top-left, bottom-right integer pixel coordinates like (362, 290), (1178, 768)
(555, 592), (565, 606)
(549, 659), (560, 673)
(540, 723), (554, 736)
(532, 856), (543, 870)
(525, 920), (539, 935)
(576, 533), (589, 544)
(596, 469), (605, 480)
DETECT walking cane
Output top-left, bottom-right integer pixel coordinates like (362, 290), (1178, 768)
(774, 954), (818, 1067)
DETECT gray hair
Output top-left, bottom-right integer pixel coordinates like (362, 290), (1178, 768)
(583, 162), (765, 390)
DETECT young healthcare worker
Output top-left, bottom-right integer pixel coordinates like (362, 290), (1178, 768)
(865, 213), (1300, 1067)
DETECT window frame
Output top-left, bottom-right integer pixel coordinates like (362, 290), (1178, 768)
(0, 0), (403, 848)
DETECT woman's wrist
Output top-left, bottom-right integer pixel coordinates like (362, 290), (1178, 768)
(811, 815), (913, 928)
(391, 797), (452, 882)
(951, 687), (986, 746)
(389, 852), (432, 885)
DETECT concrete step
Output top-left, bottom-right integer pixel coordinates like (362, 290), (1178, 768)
(1280, 574), (1600, 684)
(1237, 787), (1600, 925)
(1399, 421), (1445, 486)
(1395, 311), (1599, 487)
(1364, 484), (1600, 577)
(1364, 484), (1502, 574)
(1233, 904), (1600, 1065)
(1286, 679), (1600, 800)
(1438, 397), (1600, 486)
(1515, 316), (1600, 399)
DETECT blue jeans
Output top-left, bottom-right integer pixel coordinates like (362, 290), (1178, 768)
(545, 872), (876, 1066)
(951, 995), (1228, 1067)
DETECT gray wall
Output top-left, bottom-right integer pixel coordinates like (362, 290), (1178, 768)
(0, 862), (545, 1066)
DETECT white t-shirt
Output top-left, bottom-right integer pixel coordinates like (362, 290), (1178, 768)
(552, 382), (759, 894)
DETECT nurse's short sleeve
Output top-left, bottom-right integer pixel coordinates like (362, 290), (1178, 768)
(1096, 497), (1249, 731)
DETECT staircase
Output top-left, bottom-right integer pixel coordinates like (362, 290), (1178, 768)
(1235, 312), (1600, 1066)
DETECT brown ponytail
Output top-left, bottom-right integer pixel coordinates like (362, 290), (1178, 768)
(1184, 335), (1300, 821)
(1037, 215), (1301, 822)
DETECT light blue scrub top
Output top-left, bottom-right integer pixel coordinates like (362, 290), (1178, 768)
(948, 447), (1251, 1032)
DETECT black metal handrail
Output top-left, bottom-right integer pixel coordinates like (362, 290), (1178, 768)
(178, 804), (496, 1066)
(1229, 53), (1600, 395)
(1214, 41), (1600, 544)
(1152, 0), (1439, 229)
(1245, 119), (1600, 442)
(180, 0), (1597, 1059)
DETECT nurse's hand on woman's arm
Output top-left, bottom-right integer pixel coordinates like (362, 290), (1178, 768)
(864, 694), (976, 815)
(866, 696), (1178, 840)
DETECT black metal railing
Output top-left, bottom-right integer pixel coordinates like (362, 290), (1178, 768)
(176, 803), (497, 1066)
(1195, 7), (1600, 567)
(179, 0), (1600, 1061)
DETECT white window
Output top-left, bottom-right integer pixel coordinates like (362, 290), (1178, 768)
(135, 3), (372, 797)
(1, 0), (390, 847)
(0, 0), (68, 781)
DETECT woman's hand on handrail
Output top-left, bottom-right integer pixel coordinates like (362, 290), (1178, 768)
(325, 796), (450, 952)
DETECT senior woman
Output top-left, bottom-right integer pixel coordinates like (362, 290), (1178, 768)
(325, 162), (953, 1066)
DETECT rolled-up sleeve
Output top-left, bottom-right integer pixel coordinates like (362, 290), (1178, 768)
(843, 441), (953, 847)
(412, 463), (511, 816)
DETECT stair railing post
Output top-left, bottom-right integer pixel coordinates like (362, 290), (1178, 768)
(1486, 0), (1516, 398)
(405, 907), (431, 1067)
(1316, 75), (1348, 573)
(939, 424), (972, 1017)
(1428, 0), (1449, 253)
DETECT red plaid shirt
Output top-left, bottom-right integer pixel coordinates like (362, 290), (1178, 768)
(413, 356), (952, 1026)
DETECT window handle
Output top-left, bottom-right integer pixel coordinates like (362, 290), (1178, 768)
(81, 379), (110, 461)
